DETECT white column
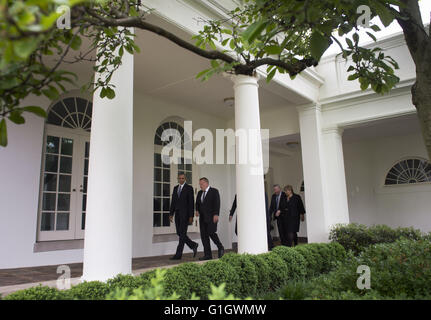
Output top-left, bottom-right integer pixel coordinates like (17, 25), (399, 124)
(232, 75), (268, 254)
(297, 104), (349, 243)
(321, 127), (350, 228)
(82, 31), (134, 282)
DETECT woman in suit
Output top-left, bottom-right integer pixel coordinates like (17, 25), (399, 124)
(283, 185), (305, 247)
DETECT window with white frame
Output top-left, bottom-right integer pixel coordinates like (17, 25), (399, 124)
(38, 96), (91, 241)
(153, 121), (196, 234)
(385, 158), (431, 186)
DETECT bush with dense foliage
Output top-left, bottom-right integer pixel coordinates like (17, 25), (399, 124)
(2, 241), (349, 300)
(220, 253), (258, 298)
(329, 223), (426, 255)
(272, 238), (431, 300)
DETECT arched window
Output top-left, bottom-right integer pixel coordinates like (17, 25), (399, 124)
(38, 96), (91, 241)
(47, 97), (92, 131)
(385, 158), (431, 186)
(153, 121), (195, 234)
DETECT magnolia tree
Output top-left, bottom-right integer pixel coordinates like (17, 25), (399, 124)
(0, 0), (429, 159)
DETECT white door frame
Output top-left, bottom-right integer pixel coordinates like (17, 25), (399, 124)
(37, 125), (90, 241)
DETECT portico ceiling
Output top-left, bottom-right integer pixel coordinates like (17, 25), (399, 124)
(133, 14), (308, 120)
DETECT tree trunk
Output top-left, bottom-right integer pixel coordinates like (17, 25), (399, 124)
(397, 0), (431, 160)
(412, 77), (431, 161)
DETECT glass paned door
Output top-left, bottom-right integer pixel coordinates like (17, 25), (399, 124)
(74, 139), (89, 239)
(153, 151), (176, 234)
(38, 126), (90, 241)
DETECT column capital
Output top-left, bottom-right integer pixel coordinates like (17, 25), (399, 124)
(322, 126), (344, 136)
(227, 73), (260, 89)
(296, 103), (322, 115)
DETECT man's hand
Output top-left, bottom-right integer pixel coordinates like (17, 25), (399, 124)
(275, 210), (281, 217)
(300, 214), (305, 222)
(229, 215), (233, 222)
(189, 217), (194, 225)
(169, 215), (173, 223)
(213, 215), (219, 223)
(195, 211), (199, 217)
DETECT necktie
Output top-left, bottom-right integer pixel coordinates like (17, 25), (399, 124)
(178, 185), (182, 197)
(201, 191), (206, 202)
(276, 194), (280, 210)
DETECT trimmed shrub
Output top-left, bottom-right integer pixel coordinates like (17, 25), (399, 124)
(293, 245), (321, 278)
(260, 252), (289, 290)
(162, 266), (191, 299)
(200, 260), (241, 298)
(3, 285), (68, 300)
(271, 246), (307, 281)
(168, 262), (209, 299)
(248, 254), (272, 295)
(307, 238), (431, 299)
(67, 281), (110, 300)
(221, 253), (258, 298)
(107, 273), (149, 295)
(329, 223), (425, 255)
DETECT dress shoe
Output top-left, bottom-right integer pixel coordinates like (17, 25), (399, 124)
(218, 248), (225, 258)
(170, 256), (181, 260)
(199, 256), (212, 261)
(192, 243), (198, 258)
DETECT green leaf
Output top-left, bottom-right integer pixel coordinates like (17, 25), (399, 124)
(21, 106), (47, 118)
(211, 60), (220, 68)
(105, 87), (116, 99)
(13, 38), (40, 59)
(196, 68), (211, 80)
(8, 111), (25, 124)
(42, 86), (59, 100)
(266, 68), (276, 83)
(0, 119), (7, 147)
(310, 30), (330, 60)
(264, 45), (283, 55)
(372, 1), (395, 27)
(242, 19), (268, 43)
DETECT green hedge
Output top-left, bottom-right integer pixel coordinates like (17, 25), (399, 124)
(220, 253), (258, 298)
(273, 238), (431, 300)
(3, 242), (346, 300)
(329, 223), (426, 255)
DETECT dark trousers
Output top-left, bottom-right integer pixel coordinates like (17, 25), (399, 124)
(277, 215), (289, 246)
(175, 215), (197, 257)
(267, 214), (274, 249)
(286, 232), (298, 247)
(200, 219), (223, 257)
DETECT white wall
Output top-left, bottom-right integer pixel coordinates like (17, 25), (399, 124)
(345, 132), (431, 232)
(0, 95), (84, 269)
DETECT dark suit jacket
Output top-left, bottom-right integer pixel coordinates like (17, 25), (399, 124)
(169, 183), (194, 219)
(269, 192), (288, 219)
(196, 187), (220, 224)
(285, 193), (306, 232)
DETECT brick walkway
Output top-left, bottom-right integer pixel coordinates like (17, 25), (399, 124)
(0, 248), (237, 288)
(0, 240), (306, 297)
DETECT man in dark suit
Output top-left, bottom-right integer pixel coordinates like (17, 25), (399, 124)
(195, 177), (224, 260)
(169, 173), (198, 260)
(269, 184), (289, 246)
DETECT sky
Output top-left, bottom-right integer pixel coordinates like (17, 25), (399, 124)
(323, 0), (431, 57)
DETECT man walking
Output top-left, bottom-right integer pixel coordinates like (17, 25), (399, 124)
(195, 177), (224, 260)
(169, 173), (198, 260)
(269, 184), (288, 246)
